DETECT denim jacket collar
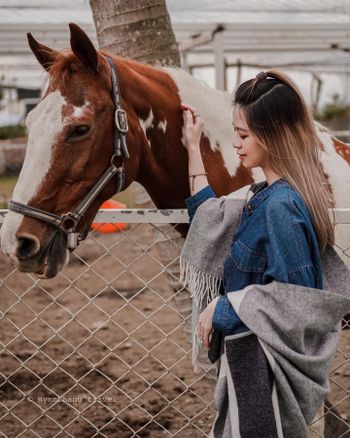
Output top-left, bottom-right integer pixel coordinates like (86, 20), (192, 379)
(248, 178), (290, 210)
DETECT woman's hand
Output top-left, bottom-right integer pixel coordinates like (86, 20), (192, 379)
(181, 102), (207, 193)
(197, 297), (219, 349)
(181, 103), (204, 152)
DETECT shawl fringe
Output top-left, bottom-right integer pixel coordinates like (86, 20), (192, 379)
(180, 256), (222, 370)
(180, 256), (222, 307)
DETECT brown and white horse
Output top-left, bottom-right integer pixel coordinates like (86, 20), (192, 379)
(1, 23), (350, 278)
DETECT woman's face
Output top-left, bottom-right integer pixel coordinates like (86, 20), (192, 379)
(232, 105), (269, 169)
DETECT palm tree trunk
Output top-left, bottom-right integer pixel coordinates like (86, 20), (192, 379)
(89, 0), (180, 66)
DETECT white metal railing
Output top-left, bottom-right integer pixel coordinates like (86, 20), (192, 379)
(1, 207), (350, 224)
(0, 209), (190, 225)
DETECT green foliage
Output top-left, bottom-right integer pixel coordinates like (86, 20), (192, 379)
(312, 110), (322, 121)
(319, 93), (350, 122)
(0, 125), (26, 140)
(0, 176), (17, 208)
(321, 103), (350, 121)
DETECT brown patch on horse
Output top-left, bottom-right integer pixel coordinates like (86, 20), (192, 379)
(113, 59), (192, 207)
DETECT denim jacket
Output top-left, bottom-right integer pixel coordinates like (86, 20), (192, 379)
(185, 179), (324, 336)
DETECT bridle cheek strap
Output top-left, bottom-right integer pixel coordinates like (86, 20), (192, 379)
(8, 56), (129, 251)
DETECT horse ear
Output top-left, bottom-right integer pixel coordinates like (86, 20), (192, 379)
(27, 33), (61, 71)
(69, 23), (99, 72)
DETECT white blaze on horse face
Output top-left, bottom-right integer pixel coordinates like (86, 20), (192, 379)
(164, 68), (241, 177)
(139, 108), (154, 148)
(0, 90), (66, 257)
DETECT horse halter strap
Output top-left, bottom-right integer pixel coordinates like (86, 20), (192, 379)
(9, 56), (129, 251)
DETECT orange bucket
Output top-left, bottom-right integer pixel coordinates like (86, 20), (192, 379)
(91, 199), (127, 233)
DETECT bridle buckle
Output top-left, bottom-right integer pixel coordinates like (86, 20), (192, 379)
(115, 108), (128, 134)
(60, 213), (78, 232)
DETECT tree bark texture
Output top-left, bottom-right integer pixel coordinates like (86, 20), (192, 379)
(89, 0), (181, 66)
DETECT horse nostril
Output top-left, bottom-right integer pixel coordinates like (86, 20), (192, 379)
(16, 233), (41, 260)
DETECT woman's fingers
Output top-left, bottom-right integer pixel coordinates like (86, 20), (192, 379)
(183, 108), (203, 128)
(181, 103), (197, 113)
(184, 109), (194, 125)
(197, 320), (203, 338)
(183, 111), (195, 135)
(181, 103), (201, 124)
(182, 101), (204, 149)
(199, 322), (211, 349)
(197, 298), (219, 349)
(197, 317), (212, 349)
(203, 330), (210, 349)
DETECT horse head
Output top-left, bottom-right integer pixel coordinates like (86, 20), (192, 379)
(0, 24), (145, 278)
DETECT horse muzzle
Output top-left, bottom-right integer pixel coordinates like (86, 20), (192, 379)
(3, 229), (69, 279)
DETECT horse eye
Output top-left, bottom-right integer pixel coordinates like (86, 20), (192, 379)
(69, 125), (90, 139)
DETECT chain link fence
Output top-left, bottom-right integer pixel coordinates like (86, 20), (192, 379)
(0, 208), (349, 437)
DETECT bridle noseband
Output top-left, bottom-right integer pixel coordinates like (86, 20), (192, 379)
(9, 56), (129, 251)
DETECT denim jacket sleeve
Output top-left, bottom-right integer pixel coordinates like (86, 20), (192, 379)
(185, 185), (216, 222)
(212, 295), (244, 335)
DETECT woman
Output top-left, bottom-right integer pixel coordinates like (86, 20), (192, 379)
(181, 70), (336, 437)
(182, 69), (334, 348)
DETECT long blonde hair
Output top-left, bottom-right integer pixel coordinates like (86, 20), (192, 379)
(234, 69), (334, 252)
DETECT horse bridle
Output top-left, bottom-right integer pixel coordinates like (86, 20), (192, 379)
(8, 56), (129, 251)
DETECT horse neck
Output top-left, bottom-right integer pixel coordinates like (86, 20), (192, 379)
(117, 58), (190, 208)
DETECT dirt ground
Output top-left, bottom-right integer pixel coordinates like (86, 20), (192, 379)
(0, 223), (349, 437)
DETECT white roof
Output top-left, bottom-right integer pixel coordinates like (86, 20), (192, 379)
(1, 0), (350, 23)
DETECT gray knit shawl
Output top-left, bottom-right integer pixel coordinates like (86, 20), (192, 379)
(181, 196), (245, 307)
(180, 193), (245, 368)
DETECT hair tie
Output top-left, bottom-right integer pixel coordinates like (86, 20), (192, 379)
(256, 71), (267, 80)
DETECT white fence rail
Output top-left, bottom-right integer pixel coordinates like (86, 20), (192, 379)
(0, 208), (349, 437)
